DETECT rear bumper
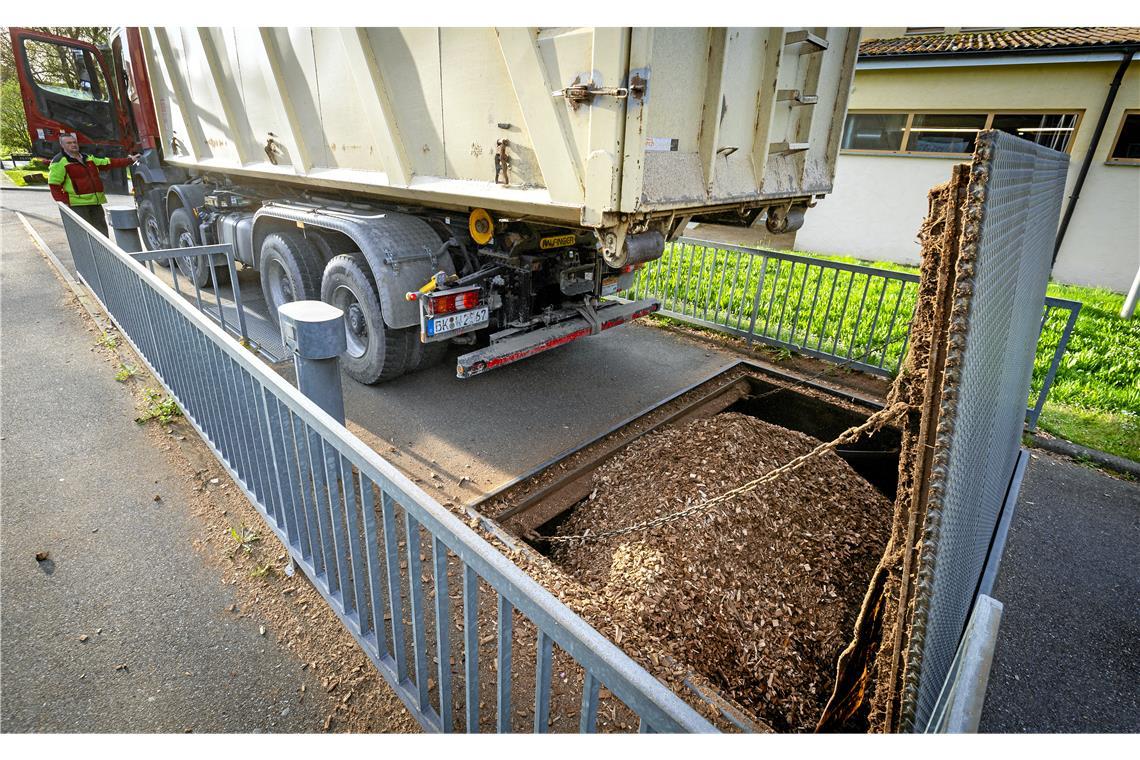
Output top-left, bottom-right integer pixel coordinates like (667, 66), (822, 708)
(456, 299), (660, 378)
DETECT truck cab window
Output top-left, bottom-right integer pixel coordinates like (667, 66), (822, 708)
(21, 38), (109, 103)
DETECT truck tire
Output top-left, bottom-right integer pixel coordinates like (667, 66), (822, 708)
(321, 252), (413, 384)
(137, 198), (168, 264)
(169, 207), (228, 288)
(259, 231), (323, 326)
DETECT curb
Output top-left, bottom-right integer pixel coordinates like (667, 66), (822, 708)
(1028, 433), (1140, 479)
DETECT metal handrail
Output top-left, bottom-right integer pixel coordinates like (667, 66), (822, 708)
(626, 237), (1081, 422)
(1027, 295), (1082, 431)
(678, 238), (921, 283)
(59, 202), (715, 734)
(626, 237), (921, 376)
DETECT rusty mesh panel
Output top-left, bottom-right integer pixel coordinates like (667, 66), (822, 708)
(904, 131), (1069, 730)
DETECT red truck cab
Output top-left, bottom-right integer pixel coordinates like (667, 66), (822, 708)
(9, 27), (158, 190)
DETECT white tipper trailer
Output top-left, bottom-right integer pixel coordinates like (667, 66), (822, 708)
(12, 27), (859, 381)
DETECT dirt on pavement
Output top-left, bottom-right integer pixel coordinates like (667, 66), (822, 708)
(78, 299), (419, 733)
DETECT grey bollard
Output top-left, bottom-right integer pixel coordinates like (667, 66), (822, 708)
(277, 300), (348, 425)
(106, 205), (143, 253)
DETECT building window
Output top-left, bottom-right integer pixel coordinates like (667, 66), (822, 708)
(1108, 111), (1140, 164)
(905, 113), (988, 154)
(841, 113), (908, 151)
(991, 113), (1078, 152)
(840, 110), (1082, 157)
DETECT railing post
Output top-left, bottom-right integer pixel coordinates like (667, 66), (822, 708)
(277, 300), (348, 425)
(106, 205), (143, 254)
(745, 256), (769, 346)
(1027, 298), (1081, 431)
(1123, 264), (1140, 319)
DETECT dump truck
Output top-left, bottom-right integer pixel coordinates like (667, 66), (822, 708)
(10, 26), (859, 381)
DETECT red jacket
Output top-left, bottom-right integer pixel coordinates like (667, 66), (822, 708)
(48, 152), (133, 206)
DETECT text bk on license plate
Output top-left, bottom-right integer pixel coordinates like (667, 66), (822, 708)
(427, 306), (489, 337)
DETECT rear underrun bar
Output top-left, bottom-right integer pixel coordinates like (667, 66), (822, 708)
(455, 299), (660, 378)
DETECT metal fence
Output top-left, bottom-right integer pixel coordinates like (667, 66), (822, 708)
(1028, 295), (1082, 431)
(132, 245), (252, 345)
(60, 204), (715, 734)
(124, 241), (287, 363)
(625, 241), (920, 377)
(624, 238), (1080, 422)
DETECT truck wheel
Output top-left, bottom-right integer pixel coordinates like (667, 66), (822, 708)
(137, 199), (167, 264)
(169, 207), (229, 288)
(259, 231), (323, 325)
(321, 253), (413, 384)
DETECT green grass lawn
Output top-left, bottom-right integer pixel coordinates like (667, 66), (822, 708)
(627, 242), (1139, 462)
(1030, 283), (1139, 462)
(3, 168), (48, 186)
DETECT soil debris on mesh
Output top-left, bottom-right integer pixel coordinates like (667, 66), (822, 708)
(547, 412), (893, 732)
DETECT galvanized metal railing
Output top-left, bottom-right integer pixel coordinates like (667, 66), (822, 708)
(60, 203), (715, 734)
(134, 245), (252, 346)
(625, 239), (921, 377)
(625, 238), (1081, 424)
(1027, 295), (1082, 431)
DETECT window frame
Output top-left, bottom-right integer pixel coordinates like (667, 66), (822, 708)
(1106, 109), (1140, 166)
(20, 36), (112, 104)
(840, 108), (1084, 158)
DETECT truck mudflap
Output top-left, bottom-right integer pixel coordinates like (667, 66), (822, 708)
(456, 299), (660, 378)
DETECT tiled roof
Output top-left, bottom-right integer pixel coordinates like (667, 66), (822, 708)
(860, 27), (1140, 57)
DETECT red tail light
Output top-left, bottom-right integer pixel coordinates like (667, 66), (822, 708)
(428, 289), (480, 315)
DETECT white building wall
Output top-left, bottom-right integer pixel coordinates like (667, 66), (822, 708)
(796, 60), (1140, 292)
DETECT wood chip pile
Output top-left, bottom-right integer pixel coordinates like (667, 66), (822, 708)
(548, 412), (893, 731)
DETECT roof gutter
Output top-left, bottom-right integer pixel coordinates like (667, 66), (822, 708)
(1053, 47), (1136, 263)
(860, 41), (1140, 61)
(858, 46), (1140, 70)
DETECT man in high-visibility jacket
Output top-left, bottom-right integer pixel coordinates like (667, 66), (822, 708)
(48, 133), (139, 236)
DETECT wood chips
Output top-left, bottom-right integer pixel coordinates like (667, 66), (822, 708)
(548, 412), (893, 731)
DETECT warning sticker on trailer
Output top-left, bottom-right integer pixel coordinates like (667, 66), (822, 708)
(645, 137), (679, 152)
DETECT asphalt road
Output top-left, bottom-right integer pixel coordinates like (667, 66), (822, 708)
(1, 191), (332, 731)
(2, 186), (739, 504)
(980, 451), (1140, 733)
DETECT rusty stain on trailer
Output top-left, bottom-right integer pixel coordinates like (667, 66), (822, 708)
(627, 70), (648, 101)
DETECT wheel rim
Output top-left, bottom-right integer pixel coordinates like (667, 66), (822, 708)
(174, 230), (202, 280)
(143, 215), (164, 251)
(266, 259), (296, 315)
(331, 284), (369, 359)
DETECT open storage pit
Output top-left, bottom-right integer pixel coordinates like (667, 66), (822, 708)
(483, 363), (901, 541)
(475, 362), (903, 731)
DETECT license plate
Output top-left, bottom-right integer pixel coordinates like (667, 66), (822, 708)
(427, 306), (489, 337)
